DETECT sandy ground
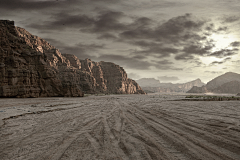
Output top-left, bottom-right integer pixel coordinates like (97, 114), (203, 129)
(0, 94), (240, 160)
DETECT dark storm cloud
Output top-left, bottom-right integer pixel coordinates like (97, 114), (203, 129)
(97, 54), (182, 70)
(28, 11), (204, 63)
(174, 53), (195, 60)
(132, 55), (146, 60)
(129, 17), (153, 28)
(230, 41), (240, 47)
(97, 33), (117, 40)
(0, 0), (120, 11)
(175, 37), (239, 60)
(120, 13), (205, 43)
(130, 40), (179, 59)
(24, 9), (240, 67)
(90, 0), (119, 2)
(133, 47), (179, 58)
(210, 48), (239, 58)
(204, 23), (229, 33)
(97, 54), (152, 70)
(27, 12), (95, 31)
(158, 76), (180, 82)
(0, 0), (60, 10)
(50, 13), (95, 28)
(209, 57), (231, 66)
(28, 10), (129, 32)
(205, 23), (214, 31)
(182, 44), (214, 56)
(49, 11), (153, 33)
(118, 14), (216, 60)
(28, 12), (210, 60)
(188, 59), (205, 68)
(217, 26), (228, 32)
(152, 60), (183, 70)
(221, 15), (240, 23)
(151, 59), (173, 65)
(87, 11), (128, 33)
(116, 13), (238, 61)
(131, 40), (179, 57)
(210, 61), (224, 65)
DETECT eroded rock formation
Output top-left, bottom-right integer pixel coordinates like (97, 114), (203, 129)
(0, 20), (145, 97)
(187, 72), (240, 94)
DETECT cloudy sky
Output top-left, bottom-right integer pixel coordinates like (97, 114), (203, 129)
(1, 0), (240, 83)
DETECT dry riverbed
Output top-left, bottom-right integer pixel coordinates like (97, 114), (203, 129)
(0, 94), (240, 160)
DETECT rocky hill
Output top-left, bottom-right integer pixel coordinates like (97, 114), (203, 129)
(187, 72), (240, 94)
(138, 78), (205, 93)
(175, 78), (205, 92)
(0, 20), (145, 97)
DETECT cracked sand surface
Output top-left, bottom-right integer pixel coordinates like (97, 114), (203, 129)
(0, 94), (240, 160)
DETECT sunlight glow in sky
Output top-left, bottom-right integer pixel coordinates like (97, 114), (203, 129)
(210, 34), (238, 51)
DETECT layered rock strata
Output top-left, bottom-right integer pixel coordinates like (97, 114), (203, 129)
(0, 20), (145, 97)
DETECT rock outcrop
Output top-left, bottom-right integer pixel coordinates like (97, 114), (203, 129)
(186, 86), (208, 93)
(0, 20), (145, 97)
(138, 78), (205, 93)
(187, 72), (240, 94)
(176, 78), (205, 92)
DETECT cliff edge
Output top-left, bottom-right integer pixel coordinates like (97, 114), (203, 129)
(0, 20), (145, 97)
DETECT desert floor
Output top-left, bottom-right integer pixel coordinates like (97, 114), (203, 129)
(0, 94), (240, 160)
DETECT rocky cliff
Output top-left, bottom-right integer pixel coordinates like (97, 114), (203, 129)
(0, 20), (145, 97)
(187, 72), (240, 94)
(175, 78), (205, 92)
(139, 78), (205, 93)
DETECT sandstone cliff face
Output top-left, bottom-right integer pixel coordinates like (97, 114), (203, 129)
(78, 58), (145, 94)
(0, 20), (145, 97)
(0, 20), (83, 97)
(187, 72), (240, 94)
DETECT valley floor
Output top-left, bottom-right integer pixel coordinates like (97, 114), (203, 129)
(0, 94), (240, 160)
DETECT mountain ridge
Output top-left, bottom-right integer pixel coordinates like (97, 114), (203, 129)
(187, 72), (240, 94)
(136, 78), (205, 93)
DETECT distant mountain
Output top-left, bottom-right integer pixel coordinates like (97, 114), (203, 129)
(187, 72), (240, 94)
(175, 78), (205, 92)
(212, 81), (240, 93)
(137, 78), (205, 93)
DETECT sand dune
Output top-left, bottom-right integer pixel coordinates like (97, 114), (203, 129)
(0, 94), (240, 160)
